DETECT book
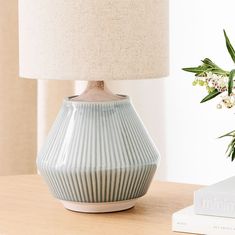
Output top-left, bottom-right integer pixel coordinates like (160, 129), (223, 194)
(172, 205), (235, 235)
(194, 176), (235, 218)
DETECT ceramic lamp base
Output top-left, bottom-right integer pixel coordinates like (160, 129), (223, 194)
(37, 95), (159, 213)
(60, 199), (137, 213)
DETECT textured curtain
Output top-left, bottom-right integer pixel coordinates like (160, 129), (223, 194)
(0, 0), (37, 175)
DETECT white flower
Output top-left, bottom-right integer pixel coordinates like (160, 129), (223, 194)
(204, 72), (229, 92)
(217, 94), (235, 109)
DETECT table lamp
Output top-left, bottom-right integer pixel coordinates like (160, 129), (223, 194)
(18, 0), (169, 213)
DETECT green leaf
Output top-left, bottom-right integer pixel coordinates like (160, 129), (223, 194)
(224, 30), (235, 64)
(218, 130), (235, 161)
(226, 138), (235, 153)
(219, 129), (235, 138)
(210, 69), (229, 76)
(202, 58), (221, 69)
(200, 89), (221, 103)
(228, 69), (235, 95)
(202, 58), (229, 75)
(182, 57), (229, 77)
(182, 66), (206, 74)
(231, 150), (235, 161)
(226, 143), (234, 155)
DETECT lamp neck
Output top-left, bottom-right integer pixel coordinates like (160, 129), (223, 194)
(71, 81), (124, 102)
(86, 81), (105, 90)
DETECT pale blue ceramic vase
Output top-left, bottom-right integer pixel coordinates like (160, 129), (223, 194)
(37, 96), (159, 213)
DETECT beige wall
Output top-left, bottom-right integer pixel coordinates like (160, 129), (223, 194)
(0, 0), (37, 175)
(0, 1), (76, 174)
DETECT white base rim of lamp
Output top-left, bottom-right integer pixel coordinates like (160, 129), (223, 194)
(60, 199), (138, 213)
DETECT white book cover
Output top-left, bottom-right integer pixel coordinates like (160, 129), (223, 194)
(172, 205), (235, 235)
(194, 176), (235, 218)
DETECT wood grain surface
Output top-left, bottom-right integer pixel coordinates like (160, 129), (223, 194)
(0, 175), (200, 235)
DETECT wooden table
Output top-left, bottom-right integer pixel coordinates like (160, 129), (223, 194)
(0, 175), (200, 235)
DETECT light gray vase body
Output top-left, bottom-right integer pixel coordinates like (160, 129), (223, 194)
(37, 96), (159, 212)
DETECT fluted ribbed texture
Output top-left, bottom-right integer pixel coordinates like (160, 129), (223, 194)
(37, 97), (159, 203)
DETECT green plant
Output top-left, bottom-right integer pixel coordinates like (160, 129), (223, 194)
(183, 30), (235, 161)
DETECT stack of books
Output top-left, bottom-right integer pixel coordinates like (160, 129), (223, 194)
(172, 176), (235, 234)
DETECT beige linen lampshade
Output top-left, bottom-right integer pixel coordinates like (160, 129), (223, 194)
(19, 0), (169, 81)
